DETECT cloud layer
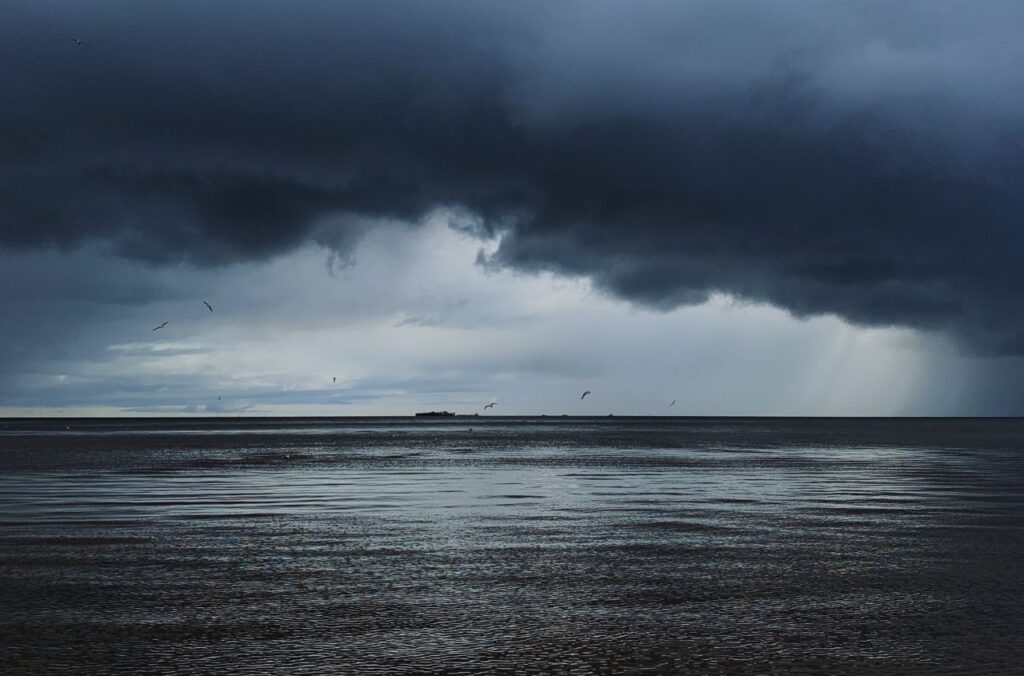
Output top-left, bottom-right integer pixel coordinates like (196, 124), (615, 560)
(3, 1), (1024, 353)
(7, 222), (992, 416)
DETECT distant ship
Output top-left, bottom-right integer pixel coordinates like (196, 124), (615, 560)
(414, 411), (456, 417)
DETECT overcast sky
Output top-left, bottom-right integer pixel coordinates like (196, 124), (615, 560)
(2, 0), (1023, 416)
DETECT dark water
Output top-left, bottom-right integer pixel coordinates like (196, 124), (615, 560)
(1, 417), (1022, 674)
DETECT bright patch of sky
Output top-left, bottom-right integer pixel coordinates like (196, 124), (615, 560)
(4, 211), (1011, 417)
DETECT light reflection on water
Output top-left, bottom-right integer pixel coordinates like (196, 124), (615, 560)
(1, 417), (1022, 674)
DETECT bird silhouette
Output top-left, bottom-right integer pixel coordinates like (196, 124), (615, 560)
(152, 321), (168, 331)
(333, 376), (336, 383)
(484, 402), (497, 409)
(581, 390), (591, 400)
(670, 399), (676, 407)
(203, 301), (213, 312)
(67, 38), (87, 47)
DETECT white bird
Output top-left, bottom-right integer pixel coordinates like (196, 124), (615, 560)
(152, 321), (168, 331)
(67, 38), (87, 47)
(484, 402), (497, 409)
(203, 301), (213, 312)
(581, 390), (591, 400)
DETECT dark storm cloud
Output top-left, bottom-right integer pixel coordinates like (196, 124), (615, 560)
(3, 1), (1024, 352)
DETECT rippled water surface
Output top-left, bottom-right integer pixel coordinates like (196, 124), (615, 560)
(1, 417), (1022, 674)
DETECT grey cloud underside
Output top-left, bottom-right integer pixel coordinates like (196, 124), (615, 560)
(3, 1), (1024, 352)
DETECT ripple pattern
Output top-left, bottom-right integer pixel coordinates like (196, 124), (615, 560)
(1, 417), (1022, 674)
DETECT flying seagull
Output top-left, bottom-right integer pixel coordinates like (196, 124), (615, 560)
(152, 321), (168, 331)
(670, 399), (676, 407)
(484, 402), (497, 409)
(67, 38), (87, 47)
(581, 390), (591, 400)
(203, 301), (213, 313)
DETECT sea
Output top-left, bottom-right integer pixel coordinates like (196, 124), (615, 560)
(1, 417), (1022, 674)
